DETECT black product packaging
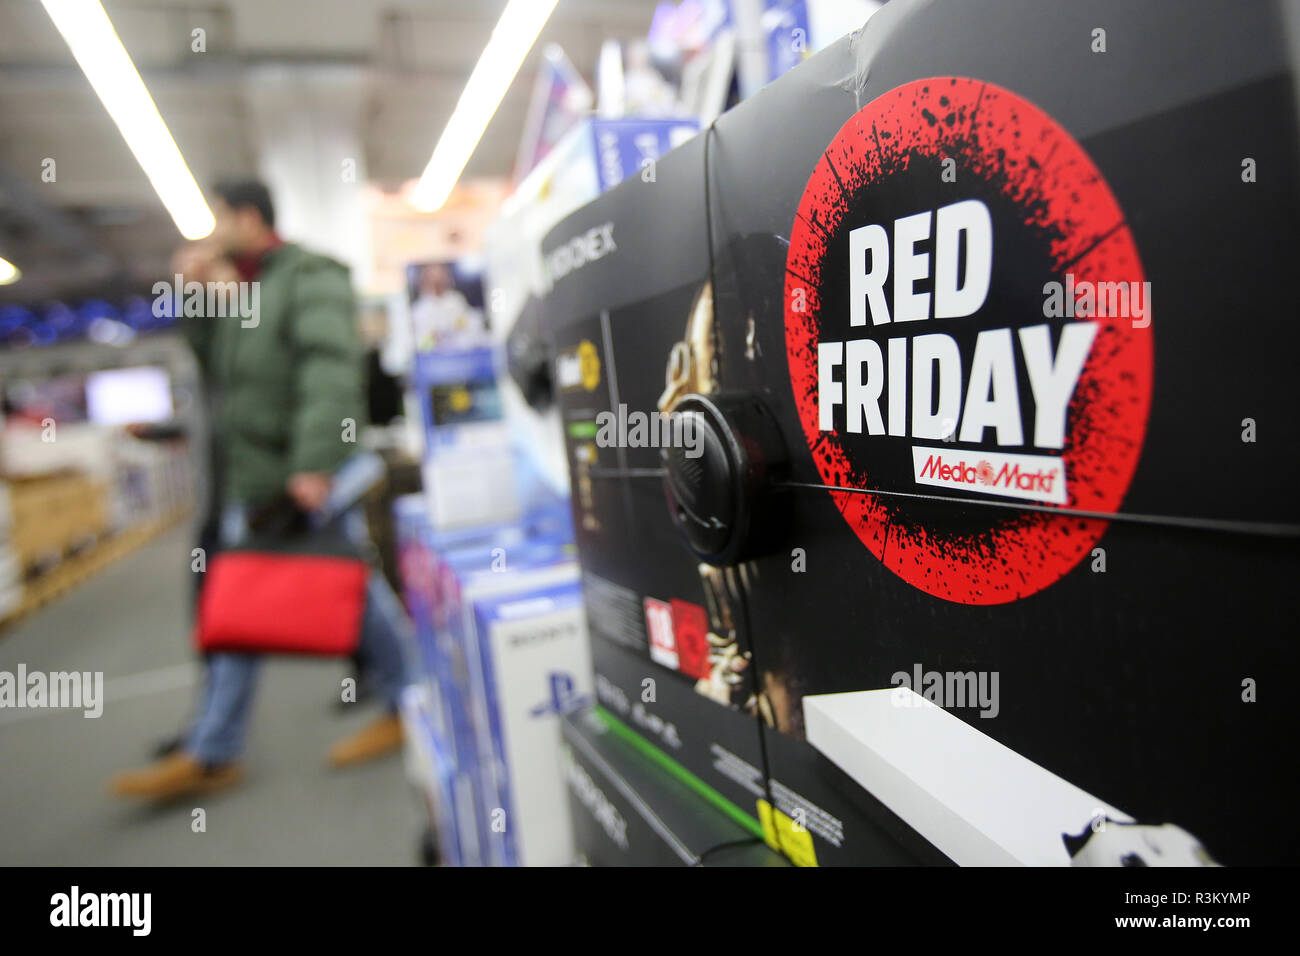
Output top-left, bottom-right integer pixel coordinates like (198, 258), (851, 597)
(542, 0), (1300, 866)
(561, 708), (788, 867)
(545, 129), (775, 824)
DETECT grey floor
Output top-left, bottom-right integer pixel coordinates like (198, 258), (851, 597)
(0, 522), (420, 865)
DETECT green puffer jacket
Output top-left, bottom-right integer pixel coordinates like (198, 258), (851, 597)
(181, 244), (364, 506)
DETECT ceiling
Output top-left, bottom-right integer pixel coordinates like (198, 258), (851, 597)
(0, 0), (663, 303)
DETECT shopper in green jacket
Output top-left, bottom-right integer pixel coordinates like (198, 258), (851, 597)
(181, 188), (361, 509)
(110, 181), (410, 801)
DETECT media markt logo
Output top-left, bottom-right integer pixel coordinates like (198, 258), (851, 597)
(785, 77), (1153, 604)
(912, 447), (1066, 505)
(555, 339), (601, 392)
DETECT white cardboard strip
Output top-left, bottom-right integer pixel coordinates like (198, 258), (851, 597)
(803, 688), (1133, 866)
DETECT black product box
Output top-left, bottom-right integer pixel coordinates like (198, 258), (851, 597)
(543, 0), (1300, 866)
(561, 707), (789, 867)
(545, 129), (775, 827)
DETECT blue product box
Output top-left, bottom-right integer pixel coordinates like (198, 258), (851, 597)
(586, 118), (698, 193)
(469, 579), (591, 867)
(410, 346), (504, 451)
(411, 345), (518, 531)
(442, 553), (581, 865)
(398, 683), (474, 867)
(764, 0), (811, 81)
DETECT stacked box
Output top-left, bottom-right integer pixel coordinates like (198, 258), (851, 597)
(0, 483), (19, 619)
(397, 682), (475, 867)
(0, 425), (15, 619)
(3, 472), (109, 570)
(437, 546), (580, 865)
(409, 345), (518, 531)
(110, 438), (194, 529)
(392, 493), (591, 866)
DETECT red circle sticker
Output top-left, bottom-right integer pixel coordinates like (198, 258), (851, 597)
(784, 77), (1153, 604)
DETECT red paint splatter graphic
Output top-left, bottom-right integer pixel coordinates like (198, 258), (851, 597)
(785, 77), (1153, 604)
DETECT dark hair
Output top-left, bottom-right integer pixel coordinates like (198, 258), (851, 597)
(212, 179), (275, 228)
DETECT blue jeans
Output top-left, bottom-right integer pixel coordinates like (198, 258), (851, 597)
(186, 503), (414, 764)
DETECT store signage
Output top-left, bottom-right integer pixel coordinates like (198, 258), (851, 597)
(784, 77), (1153, 604)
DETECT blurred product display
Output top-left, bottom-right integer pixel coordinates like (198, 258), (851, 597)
(393, 492), (587, 867)
(0, 297), (177, 351)
(0, 339), (197, 631)
(4, 472), (109, 571)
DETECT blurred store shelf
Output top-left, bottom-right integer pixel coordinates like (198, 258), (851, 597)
(0, 506), (191, 636)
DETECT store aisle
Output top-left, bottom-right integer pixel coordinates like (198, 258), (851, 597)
(0, 523), (419, 865)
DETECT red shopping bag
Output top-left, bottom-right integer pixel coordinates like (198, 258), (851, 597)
(196, 551), (367, 656)
(195, 502), (368, 656)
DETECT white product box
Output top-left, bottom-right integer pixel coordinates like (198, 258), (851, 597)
(462, 576), (591, 867)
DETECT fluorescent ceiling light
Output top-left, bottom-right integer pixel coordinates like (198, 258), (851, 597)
(411, 0), (560, 212)
(0, 257), (20, 285)
(41, 0), (214, 240)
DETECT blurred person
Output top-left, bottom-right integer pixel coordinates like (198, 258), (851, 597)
(360, 302), (403, 427)
(109, 180), (412, 801)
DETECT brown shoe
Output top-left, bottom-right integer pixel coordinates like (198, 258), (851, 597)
(328, 713), (403, 768)
(108, 752), (243, 801)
